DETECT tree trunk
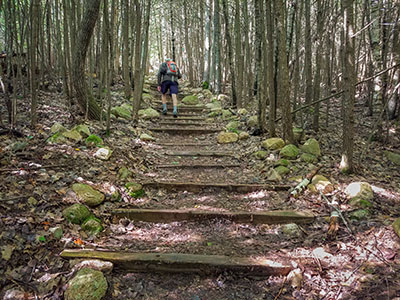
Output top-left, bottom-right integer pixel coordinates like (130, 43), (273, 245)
(304, 0), (312, 108)
(72, 0), (102, 120)
(266, 0), (276, 136)
(30, 0), (40, 127)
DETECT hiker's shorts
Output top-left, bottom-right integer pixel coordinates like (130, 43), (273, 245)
(161, 80), (178, 95)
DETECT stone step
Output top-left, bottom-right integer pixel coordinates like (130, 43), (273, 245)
(112, 208), (315, 224)
(148, 127), (221, 134)
(60, 249), (293, 276)
(143, 181), (292, 192)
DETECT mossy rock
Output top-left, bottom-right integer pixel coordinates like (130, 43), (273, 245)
(221, 110), (233, 120)
(63, 204), (91, 225)
(266, 169), (282, 182)
(275, 159), (289, 167)
(300, 153), (317, 163)
(384, 151), (400, 166)
(349, 209), (370, 221)
(182, 95), (199, 105)
(142, 93), (154, 101)
(208, 110), (222, 118)
(205, 101), (221, 110)
(393, 218), (400, 238)
(62, 130), (83, 142)
(51, 123), (67, 133)
(275, 166), (290, 176)
(72, 183), (105, 207)
(140, 133), (155, 141)
(74, 125), (91, 137)
(217, 132), (239, 144)
(202, 89), (213, 99)
(238, 132), (250, 140)
(138, 108), (160, 120)
(279, 144), (299, 159)
(254, 150), (268, 160)
(226, 121), (239, 131)
(310, 175), (333, 193)
(262, 138), (285, 151)
(81, 217), (103, 236)
(118, 167), (132, 180)
(64, 268), (108, 300)
(111, 106), (131, 119)
(301, 138), (321, 157)
(247, 116), (258, 127)
(345, 182), (374, 208)
(238, 108), (248, 115)
(293, 127), (304, 142)
(282, 223), (301, 238)
(85, 135), (103, 148)
(48, 131), (67, 144)
(125, 182), (145, 198)
(120, 103), (133, 112)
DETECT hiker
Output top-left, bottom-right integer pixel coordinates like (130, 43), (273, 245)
(157, 58), (182, 117)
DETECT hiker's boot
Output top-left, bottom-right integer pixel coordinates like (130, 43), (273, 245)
(173, 106), (178, 118)
(162, 103), (167, 115)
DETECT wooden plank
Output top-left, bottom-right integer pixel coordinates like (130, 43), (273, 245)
(152, 105), (207, 111)
(60, 250), (293, 276)
(165, 150), (234, 157)
(160, 113), (204, 117)
(112, 209), (315, 224)
(148, 128), (221, 134)
(159, 121), (214, 126)
(143, 181), (292, 192)
(157, 142), (214, 147)
(161, 116), (207, 121)
(156, 163), (241, 168)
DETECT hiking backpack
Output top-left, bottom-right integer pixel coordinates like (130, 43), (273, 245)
(166, 61), (178, 76)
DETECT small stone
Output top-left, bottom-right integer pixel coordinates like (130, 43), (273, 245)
(62, 204), (92, 224)
(311, 175), (333, 193)
(51, 122), (67, 133)
(221, 109), (233, 120)
(345, 182), (374, 208)
(279, 144), (300, 159)
(74, 125), (91, 137)
(1, 245), (15, 261)
(266, 169), (282, 182)
(28, 196), (38, 206)
(349, 209), (370, 221)
(217, 132), (239, 144)
(238, 132), (250, 140)
(62, 130), (83, 142)
(120, 103), (133, 112)
(140, 133), (155, 141)
(282, 223), (302, 238)
(393, 218), (400, 238)
(72, 183), (105, 207)
(65, 268), (107, 300)
(81, 217), (103, 236)
(226, 121), (239, 131)
(50, 226), (63, 239)
(238, 108), (248, 115)
(300, 138), (321, 156)
(262, 138), (285, 150)
(71, 260), (113, 275)
(94, 148), (112, 160)
(254, 150), (268, 160)
(182, 95), (199, 105)
(293, 127), (304, 142)
(125, 182), (144, 198)
(118, 167), (132, 180)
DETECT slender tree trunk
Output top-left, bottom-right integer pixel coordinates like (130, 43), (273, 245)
(304, 0), (313, 108)
(122, 0), (130, 98)
(234, 0), (243, 108)
(266, 0), (276, 136)
(72, 0), (102, 120)
(30, 0), (40, 127)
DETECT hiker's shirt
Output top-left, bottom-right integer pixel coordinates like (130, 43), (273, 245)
(157, 62), (182, 85)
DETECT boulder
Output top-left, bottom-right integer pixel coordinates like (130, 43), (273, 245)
(111, 106), (131, 119)
(94, 148), (112, 160)
(138, 108), (160, 119)
(226, 121), (239, 131)
(301, 138), (321, 156)
(81, 217), (103, 235)
(384, 151), (400, 166)
(63, 204), (92, 224)
(221, 109), (233, 120)
(254, 150), (268, 160)
(85, 135), (103, 148)
(262, 138), (285, 151)
(300, 153), (317, 163)
(72, 183), (105, 207)
(275, 159), (289, 167)
(62, 130), (83, 142)
(238, 132), (250, 140)
(140, 133), (155, 141)
(247, 116), (258, 127)
(208, 109), (222, 118)
(217, 132), (239, 144)
(279, 144), (299, 159)
(182, 95), (199, 105)
(205, 101), (221, 110)
(120, 103), (133, 112)
(345, 182), (374, 208)
(64, 268), (107, 300)
(275, 166), (290, 176)
(51, 122), (67, 133)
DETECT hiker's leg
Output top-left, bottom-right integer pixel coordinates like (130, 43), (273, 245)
(170, 83), (179, 117)
(161, 81), (169, 114)
(171, 94), (178, 107)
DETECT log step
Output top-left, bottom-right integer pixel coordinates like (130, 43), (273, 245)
(157, 142), (214, 147)
(161, 116), (207, 121)
(112, 208), (315, 224)
(159, 121), (214, 126)
(165, 150), (234, 157)
(60, 250), (293, 276)
(143, 181), (292, 192)
(152, 105), (207, 112)
(148, 127), (221, 134)
(155, 163), (241, 168)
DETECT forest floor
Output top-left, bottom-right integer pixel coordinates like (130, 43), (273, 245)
(1, 77), (400, 300)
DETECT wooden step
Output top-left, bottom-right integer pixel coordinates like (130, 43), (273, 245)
(165, 150), (234, 157)
(148, 127), (221, 134)
(161, 116), (207, 121)
(152, 104), (207, 112)
(60, 250), (293, 276)
(157, 142), (214, 147)
(159, 121), (214, 126)
(155, 163), (241, 168)
(160, 113), (204, 117)
(112, 208), (315, 224)
(143, 181), (292, 192)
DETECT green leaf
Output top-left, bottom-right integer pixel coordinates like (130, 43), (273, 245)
(38, 235), (46, 242)
(207, 242), (213, 246)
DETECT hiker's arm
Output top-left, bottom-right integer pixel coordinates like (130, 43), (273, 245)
(157, 63), (165, 85)
(178, 68), (182, 79)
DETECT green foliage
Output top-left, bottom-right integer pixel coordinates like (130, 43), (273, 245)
(85, 134), (104, 148)
(202, 81), (209, 89)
